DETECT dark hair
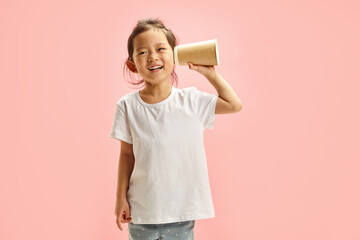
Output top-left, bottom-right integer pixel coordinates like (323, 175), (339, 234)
(123, 18), (179, 89)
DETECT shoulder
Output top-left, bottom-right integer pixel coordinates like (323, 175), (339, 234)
(172, 86), (200, 104)
(175, 86), (198, 96)
(114, 91), (138, 110)
(174, 86), (217, 103)
(178, 86), (215, 99)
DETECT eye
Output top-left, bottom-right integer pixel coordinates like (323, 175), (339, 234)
(138, 51), (146, 55)
(158, 48), (165, 51)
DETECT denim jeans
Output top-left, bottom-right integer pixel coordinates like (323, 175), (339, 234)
(128, 220), (195, 240)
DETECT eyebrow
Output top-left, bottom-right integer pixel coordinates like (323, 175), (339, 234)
(135, 43), (167, 51)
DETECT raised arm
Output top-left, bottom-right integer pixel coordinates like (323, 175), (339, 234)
(188, 63), (243, 114)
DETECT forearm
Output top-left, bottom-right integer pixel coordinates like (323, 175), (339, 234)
(116, 153), (135, 200)
(206, 72), (242, 109)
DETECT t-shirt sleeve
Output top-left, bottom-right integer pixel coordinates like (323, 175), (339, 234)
(191, 87), (218, 130)
(109, 101), (133, 144)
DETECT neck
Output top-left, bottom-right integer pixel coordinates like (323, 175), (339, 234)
(141, 80), (172, 98)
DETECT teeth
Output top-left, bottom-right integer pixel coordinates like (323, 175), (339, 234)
(148, 66), (162, 70)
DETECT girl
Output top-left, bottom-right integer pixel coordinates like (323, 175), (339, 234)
(110, 18), (242, 240)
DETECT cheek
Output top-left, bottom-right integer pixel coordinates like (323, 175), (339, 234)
(165, 53), (174, 65)
(134, 60), (145, 69)
(165, 59), (174, 69)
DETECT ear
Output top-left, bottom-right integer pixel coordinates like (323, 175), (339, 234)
(126, 59), (138, 73)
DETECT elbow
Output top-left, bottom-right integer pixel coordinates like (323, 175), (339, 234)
(234, 102), (243, 112)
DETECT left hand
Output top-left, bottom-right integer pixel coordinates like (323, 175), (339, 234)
(188, 62), (216, 78)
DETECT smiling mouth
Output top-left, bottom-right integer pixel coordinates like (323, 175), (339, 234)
(148, 66), (163, 71)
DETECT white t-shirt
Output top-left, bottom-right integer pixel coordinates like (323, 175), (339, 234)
(109, 85), (218, 224)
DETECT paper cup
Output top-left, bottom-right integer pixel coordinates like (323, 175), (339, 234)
(174, 39), (219, 66)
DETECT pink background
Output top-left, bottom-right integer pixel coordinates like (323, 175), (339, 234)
(1, 0), (359, 239)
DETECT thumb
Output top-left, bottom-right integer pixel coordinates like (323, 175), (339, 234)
(188, 62), (198, 71)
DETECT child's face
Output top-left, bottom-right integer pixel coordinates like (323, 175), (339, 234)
(130, 28), (174, 84)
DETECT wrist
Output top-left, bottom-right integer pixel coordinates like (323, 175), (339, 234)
(116, 191), (128, 200)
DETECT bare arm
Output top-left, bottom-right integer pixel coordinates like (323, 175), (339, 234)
(188, 63), (243, 114)
(116, 140), (135, 200)
(114, 140), (134, 231)
(209, 72), (243, 114)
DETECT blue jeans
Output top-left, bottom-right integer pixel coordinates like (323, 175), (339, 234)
(128, 220), (195, 240)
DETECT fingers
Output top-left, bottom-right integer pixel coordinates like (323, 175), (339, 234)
(188, 63), (201, 72)
(118, 211), (132, 231)
(116, 217), (123, 231)
(116, 209), (132, 231)
(188, 62), (214, 72)
(188, 62), (197, 70)
(123, 210), (132, 222)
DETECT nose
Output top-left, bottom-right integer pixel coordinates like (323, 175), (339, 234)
(147, 51), (159, 62)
